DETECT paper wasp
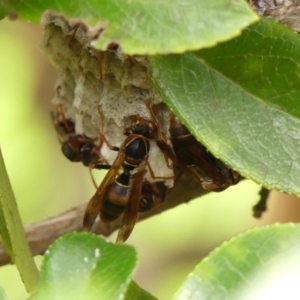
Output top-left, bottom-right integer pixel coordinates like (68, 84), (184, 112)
(51, 104), (101, 167)
(146, 102), (240, 192)
(168, 114), (240, 191)
(83, 114), (170, 242)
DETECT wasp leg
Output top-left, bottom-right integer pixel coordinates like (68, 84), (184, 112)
(253, 187), (270, 218)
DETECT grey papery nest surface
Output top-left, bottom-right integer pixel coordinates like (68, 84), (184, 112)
(251, 0), (300, 32)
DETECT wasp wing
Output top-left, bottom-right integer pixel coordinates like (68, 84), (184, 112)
(145, 102), (205, 185)
(187, 143), (229, 182)
(83, 147), (125, 231)
(116, 159), (147, 243)
(156, 140), (205, 184)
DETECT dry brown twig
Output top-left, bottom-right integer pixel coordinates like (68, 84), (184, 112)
(0, 174), (209, 267)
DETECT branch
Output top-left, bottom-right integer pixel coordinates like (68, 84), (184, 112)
(0, 174), (209, 267)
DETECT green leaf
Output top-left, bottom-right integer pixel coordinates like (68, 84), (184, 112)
(0, 149), (39, 293)
(125, 281), (157, 300)
(0, 285), (8, 300)
(37, 232), (139, 300)
(173, 223), (300, 300)
(4, 0), (257, 54)
(197, 17), (300, 120)
(150, 17), (300, 195)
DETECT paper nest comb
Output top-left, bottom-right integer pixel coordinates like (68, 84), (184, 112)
(40, 11), (174, 187)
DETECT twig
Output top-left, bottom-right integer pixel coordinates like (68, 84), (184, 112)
(0, 174), (209, 267)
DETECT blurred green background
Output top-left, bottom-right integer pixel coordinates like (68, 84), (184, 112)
(1, 18), (300, 300)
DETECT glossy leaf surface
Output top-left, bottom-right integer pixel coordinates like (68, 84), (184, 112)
(173, 223), (300, 299)
(151, 17), (300, 195)
(3, 0), (257, 54)
(36, 232), (152, 300)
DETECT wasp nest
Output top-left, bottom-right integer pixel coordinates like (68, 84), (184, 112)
(251, 0), (300, 32)
(40, 11), (174, 187)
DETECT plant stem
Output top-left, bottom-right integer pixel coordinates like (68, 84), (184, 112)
(0, 173), (211, 266)
(0, 148), (39, 293)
